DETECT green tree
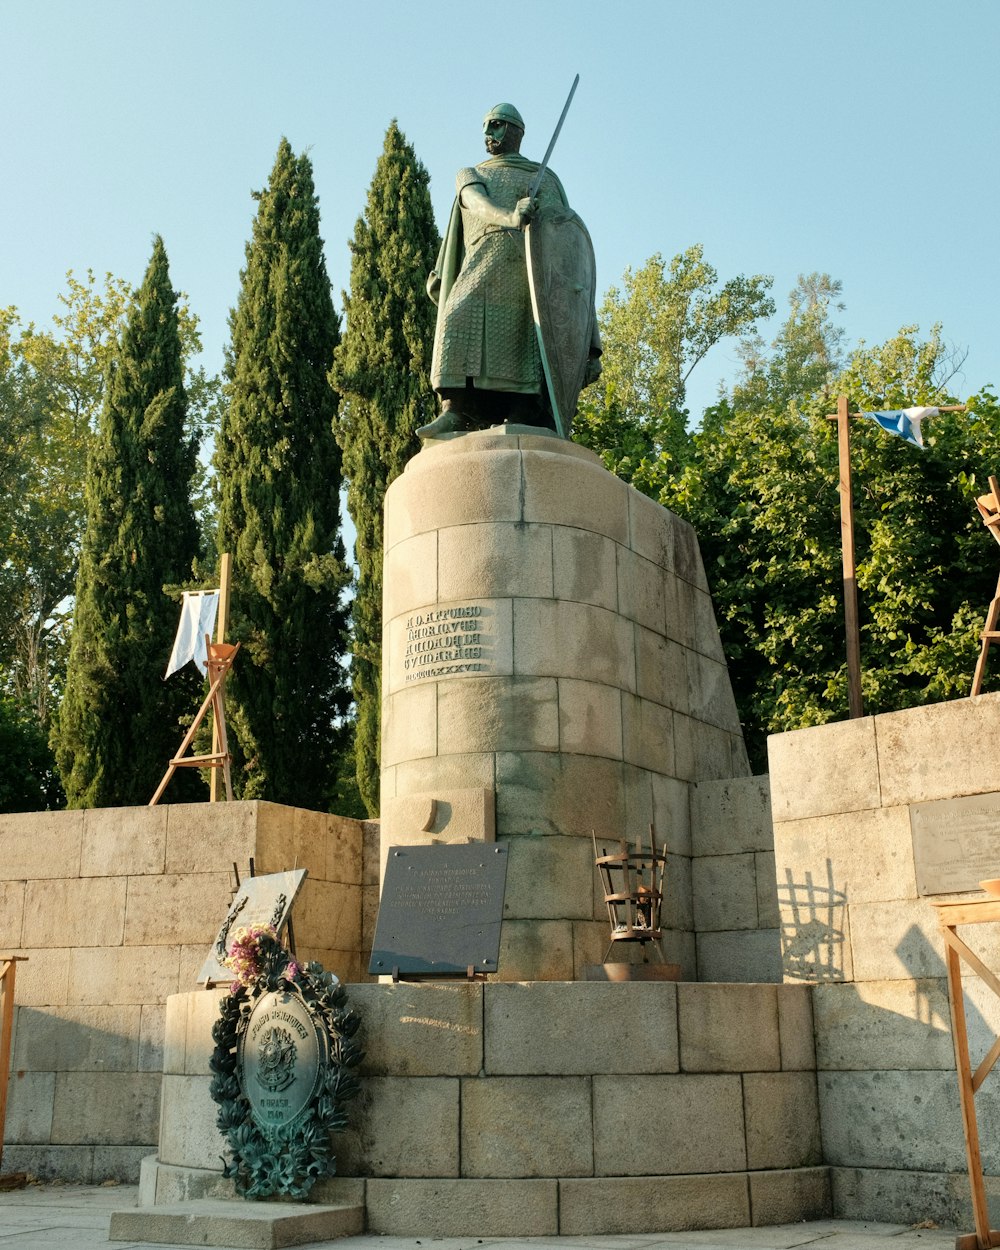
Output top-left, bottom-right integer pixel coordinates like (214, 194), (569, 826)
(216, 139), (351, 806)
(331, 121), (440, 816)
(731, 273), (846, 416)
(0, 271), (218, 729)
(54, 237), (203, 806)
(573, 245), (775, 494)
(0, 697), (63, 812)
(0, 274), (131, 725)
(663, 311), (998, 769)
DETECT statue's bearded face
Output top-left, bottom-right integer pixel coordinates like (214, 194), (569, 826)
(484, 120), (523, 156)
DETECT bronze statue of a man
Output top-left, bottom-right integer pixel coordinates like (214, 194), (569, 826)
(418, 103), (601, 440)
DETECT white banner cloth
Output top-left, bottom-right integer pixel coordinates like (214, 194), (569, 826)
(164, 591), (220, 679)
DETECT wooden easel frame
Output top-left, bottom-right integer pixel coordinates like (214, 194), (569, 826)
(971, 476), (1000, 697)
(149, 637), (240, 805)
(931, 896), (1000, 1249)
(0, 956), (27, 1178)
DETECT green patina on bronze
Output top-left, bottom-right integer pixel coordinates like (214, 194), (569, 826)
(209, 934), (363, 1200)
(419, 97), (601, 440)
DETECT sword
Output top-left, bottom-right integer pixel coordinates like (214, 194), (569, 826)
(525, 75), (581, 440)
(527, 74), (579, 201)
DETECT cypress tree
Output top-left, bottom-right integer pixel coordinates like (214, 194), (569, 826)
(217, 139), (350, 806)
(55, 237), (202, 806)
(331, 121), (440, 815)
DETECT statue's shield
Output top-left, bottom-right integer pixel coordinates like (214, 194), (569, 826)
(526, 205), (597, 438)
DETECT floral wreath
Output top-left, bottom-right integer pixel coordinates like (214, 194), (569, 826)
(209, 924), (363, 1199)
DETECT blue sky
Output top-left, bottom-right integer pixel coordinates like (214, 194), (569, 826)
(2, 0), (998, 420)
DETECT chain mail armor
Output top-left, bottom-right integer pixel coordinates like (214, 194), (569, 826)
(430, 159), (567, 394)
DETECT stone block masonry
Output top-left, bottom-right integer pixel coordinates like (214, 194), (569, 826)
(690, 775), (781, 982)
(768, 692), (1000, 1228)
(0, 801), (371, 1183)
(148, 978), (829, 1236)
(380, 429), (751, 980)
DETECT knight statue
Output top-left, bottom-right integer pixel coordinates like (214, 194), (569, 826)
(417, 101), (601, 441)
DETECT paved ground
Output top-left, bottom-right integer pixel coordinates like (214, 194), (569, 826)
(0, 1183), (963, 1250)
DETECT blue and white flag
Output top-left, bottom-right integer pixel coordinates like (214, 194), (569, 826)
(862, 406), (939, 449)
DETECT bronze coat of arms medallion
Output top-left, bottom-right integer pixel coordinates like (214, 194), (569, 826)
(209, 931), (362, 1199)
(238, 989), (328, 1135)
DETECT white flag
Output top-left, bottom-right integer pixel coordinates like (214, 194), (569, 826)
(164, 591), (220, 679)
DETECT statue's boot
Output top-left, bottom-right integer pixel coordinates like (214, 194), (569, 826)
(416, 407), (474, 439)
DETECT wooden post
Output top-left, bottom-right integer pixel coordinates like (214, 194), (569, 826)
(932, 897), (1000, 1249)
(0, 957), (26, 1175)
(828, 402), (966, 719)
(836, 395), (864, 719)
(210, 552), (232, 803)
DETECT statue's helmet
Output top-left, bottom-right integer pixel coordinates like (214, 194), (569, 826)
(482, 103), (525, 134)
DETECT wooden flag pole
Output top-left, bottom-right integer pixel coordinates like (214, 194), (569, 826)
(835, 396), (864, 719)
(210, 552), (232, 803)
(827, 400), (967, 720)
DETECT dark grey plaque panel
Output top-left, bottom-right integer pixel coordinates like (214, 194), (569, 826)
(910, 792), (1000, 896)
(369, 843), (508, 976)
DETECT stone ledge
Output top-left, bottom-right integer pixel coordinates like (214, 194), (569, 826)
(559, 1172), (750, 1235)
(109, 1198), (363, 1248)
(365, 1177), (558, 1236)
(830, 1164), (990, 1228)
(138, 1156), (365, 1209)
(749, 1166), (831, 1225)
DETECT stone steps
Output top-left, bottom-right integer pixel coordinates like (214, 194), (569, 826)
(109, 1196), (363, 1248)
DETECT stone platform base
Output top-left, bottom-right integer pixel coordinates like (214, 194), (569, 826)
(110, 1196), (363, 1247)
(153, 979), (829, 1237)
(831, 1166), (989, 1230)
(136, 1164), (831, 1238)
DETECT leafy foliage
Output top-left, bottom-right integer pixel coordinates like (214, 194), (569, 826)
(731, 273), (846, 415)
(331, 121), (440, 815)
(0, 697), (63, 812)
(1, 271), (220, 737)
(216, 139), (351, 806)
(664, 325), (999, 768)
(0, 274), (131, 727)
(574, 246), (774, 495)
(579, 258), (1000, 767)
(210, 932), (363, 1200)
(53, 239), (204, 806)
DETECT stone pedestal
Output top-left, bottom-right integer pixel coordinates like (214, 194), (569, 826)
(380, 428), (748, 979)
(144, 981), (829, 1237)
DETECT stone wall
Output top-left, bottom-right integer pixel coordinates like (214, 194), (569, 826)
(1, 775), (788, 1186)
(150, 979), (829, 1237)
(691, 775), (781, 982)
(769, 692), (1000, 1226)
(0, 802), (368, 1181)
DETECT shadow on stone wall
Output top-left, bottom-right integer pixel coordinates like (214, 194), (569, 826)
(778, 860), (848, 981)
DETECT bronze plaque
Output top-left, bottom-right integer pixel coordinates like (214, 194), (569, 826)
(910, 792), (1000, 896)
(199, 869), (307, 984)
(369, 843), (508, 976)
(238, 989), (328, 1136)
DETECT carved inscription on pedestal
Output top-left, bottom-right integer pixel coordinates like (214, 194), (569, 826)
(910, 792), (1000, 895)
(403, 604), (488, 683)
